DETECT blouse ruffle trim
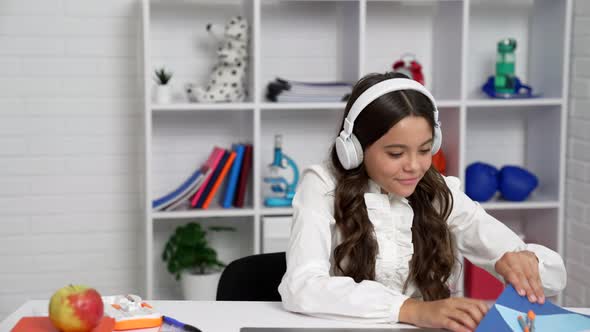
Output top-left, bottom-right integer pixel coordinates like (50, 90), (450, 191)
(364, 190), (414, 294)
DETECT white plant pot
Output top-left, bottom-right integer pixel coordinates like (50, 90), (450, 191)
(180, 270), (222, 301)
(154, 85), (172, 104)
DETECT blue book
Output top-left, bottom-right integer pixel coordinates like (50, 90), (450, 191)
(221, 144), (246, 208)
(152, 166), (205, 211)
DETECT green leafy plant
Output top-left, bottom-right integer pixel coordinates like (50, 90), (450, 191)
(153, 68), (173, 85)
(162, 222), (235, 280)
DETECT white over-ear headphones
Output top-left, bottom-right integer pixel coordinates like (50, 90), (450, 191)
(335, 78), (442, 170)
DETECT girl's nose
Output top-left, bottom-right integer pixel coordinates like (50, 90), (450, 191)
(403, 154), (419, 172)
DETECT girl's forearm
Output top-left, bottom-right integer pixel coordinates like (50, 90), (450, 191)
(398, 297), (421, 325)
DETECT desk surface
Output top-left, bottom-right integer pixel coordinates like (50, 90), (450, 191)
(2, 300), (590, 332)
(0, 300), (415, 331)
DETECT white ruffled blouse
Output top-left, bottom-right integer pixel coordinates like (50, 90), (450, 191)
(278, 164), (566, 324)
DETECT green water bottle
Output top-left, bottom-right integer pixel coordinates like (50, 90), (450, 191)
(494, 38), (517, 94)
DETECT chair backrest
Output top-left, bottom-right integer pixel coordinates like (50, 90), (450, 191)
(216, 252), (286, 301)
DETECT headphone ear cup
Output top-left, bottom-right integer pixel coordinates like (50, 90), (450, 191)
(350, 134), (363, 169)
(335, 133), (363, 170)
(431, 125), (442, 154)
(335, 135), (352, 170)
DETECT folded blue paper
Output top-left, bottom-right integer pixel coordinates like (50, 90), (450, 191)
(476, 285), (590, 332)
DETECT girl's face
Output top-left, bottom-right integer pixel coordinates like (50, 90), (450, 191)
(363, 115), (433, 198)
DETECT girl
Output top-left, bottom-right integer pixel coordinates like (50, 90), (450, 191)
(278, 72), (566, 332)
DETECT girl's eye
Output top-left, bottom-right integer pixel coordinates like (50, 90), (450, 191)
(387, 152), (402, 158)
(420, 149), (431, 154)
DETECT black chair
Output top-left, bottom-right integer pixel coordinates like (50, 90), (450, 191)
(216, 252), (286, 301)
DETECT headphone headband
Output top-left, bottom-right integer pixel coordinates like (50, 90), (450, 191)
(335, 77), (442, 170)
(340, 78), (439, 140)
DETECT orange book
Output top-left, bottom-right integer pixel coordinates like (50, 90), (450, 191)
(11, 316), (115, 332)
(201, 151), (236, 209)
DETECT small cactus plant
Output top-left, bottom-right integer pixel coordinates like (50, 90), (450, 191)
(154, 68), (173, 85)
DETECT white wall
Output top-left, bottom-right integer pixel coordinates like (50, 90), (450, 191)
(0, 0), (143, 320)
(565, 0), (590, 307)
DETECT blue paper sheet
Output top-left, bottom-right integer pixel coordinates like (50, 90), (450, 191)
(476, 285), (590, 332)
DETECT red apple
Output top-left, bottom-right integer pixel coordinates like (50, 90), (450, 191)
(48, 284), (104, 332)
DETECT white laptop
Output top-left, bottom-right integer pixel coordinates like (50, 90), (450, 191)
(241, 328), (446, 331)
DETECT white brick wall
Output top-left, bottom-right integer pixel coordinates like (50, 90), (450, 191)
(0, 0), (143, 320)
(565, 0), (590, 307)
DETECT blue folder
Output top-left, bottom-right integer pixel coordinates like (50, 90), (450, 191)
(476, 285), (590, 332)
(152, 167), (203, 210)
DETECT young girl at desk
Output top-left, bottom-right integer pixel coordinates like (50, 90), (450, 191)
(278, 72), (566, 332)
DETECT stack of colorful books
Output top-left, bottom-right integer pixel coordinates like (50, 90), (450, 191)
(152, 144), (253, 211)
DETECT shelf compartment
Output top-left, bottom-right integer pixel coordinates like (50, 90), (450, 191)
(260, 102), (347, 110)
(148, 0), (256, 104)
(465, 105), (562, 202)
(152, 103), (255, 112)
(365, 0), (463, 100)
(438, 106), (461, 178)
(151, 111), (254, 211)
(261, 207), (294, 216)
(259, 100), (461, 110)
(260, 108), (341, 204)
(153, 216), (254, 299)
(465, 98), (564, 108)
(262, 215), (292, 254)
(480, 197), (560, 211)
(437, 100), (462, 108)
(260, 0), (361, 102)
(152, 208), (255, 220)
(486, 209), (560, 253)
(467, 0), (567, 100)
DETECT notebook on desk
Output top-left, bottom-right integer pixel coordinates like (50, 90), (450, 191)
(241, 328), (445, 332)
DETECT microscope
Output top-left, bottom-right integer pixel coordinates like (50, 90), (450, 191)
(263, 134), (299, 207)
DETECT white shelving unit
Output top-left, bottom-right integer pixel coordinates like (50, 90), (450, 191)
(141, 0), (572, 301)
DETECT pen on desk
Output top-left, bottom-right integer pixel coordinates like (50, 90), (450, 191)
(528, 310), (536, 332)
(162, 315), (203, 332)
(517, 315), (527, 331)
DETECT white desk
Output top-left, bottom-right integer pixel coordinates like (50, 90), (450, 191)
(0, 300), (418, 331)
(3, 300), (590, 332)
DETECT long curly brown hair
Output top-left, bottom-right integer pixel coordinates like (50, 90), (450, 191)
(329, 72), (456, 301)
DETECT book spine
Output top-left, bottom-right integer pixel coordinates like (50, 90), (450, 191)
(221, 144), (246, 208)
(234, 144), (252, 208)
(202, 151), (236, 209)
(190, 147), (225, 207)
(195, 150), (229, 208)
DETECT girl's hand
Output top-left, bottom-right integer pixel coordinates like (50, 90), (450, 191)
(400, 297), (489, 332)
(495, 250), (545, 304)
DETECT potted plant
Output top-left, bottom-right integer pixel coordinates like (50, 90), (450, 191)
(162, 222), (234, 300)
(153, 67), (173, 104)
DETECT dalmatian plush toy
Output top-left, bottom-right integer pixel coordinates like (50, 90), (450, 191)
(187, 16), (249, 103)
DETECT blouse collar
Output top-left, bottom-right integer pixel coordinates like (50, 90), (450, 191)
(367, 178), (409, 205)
